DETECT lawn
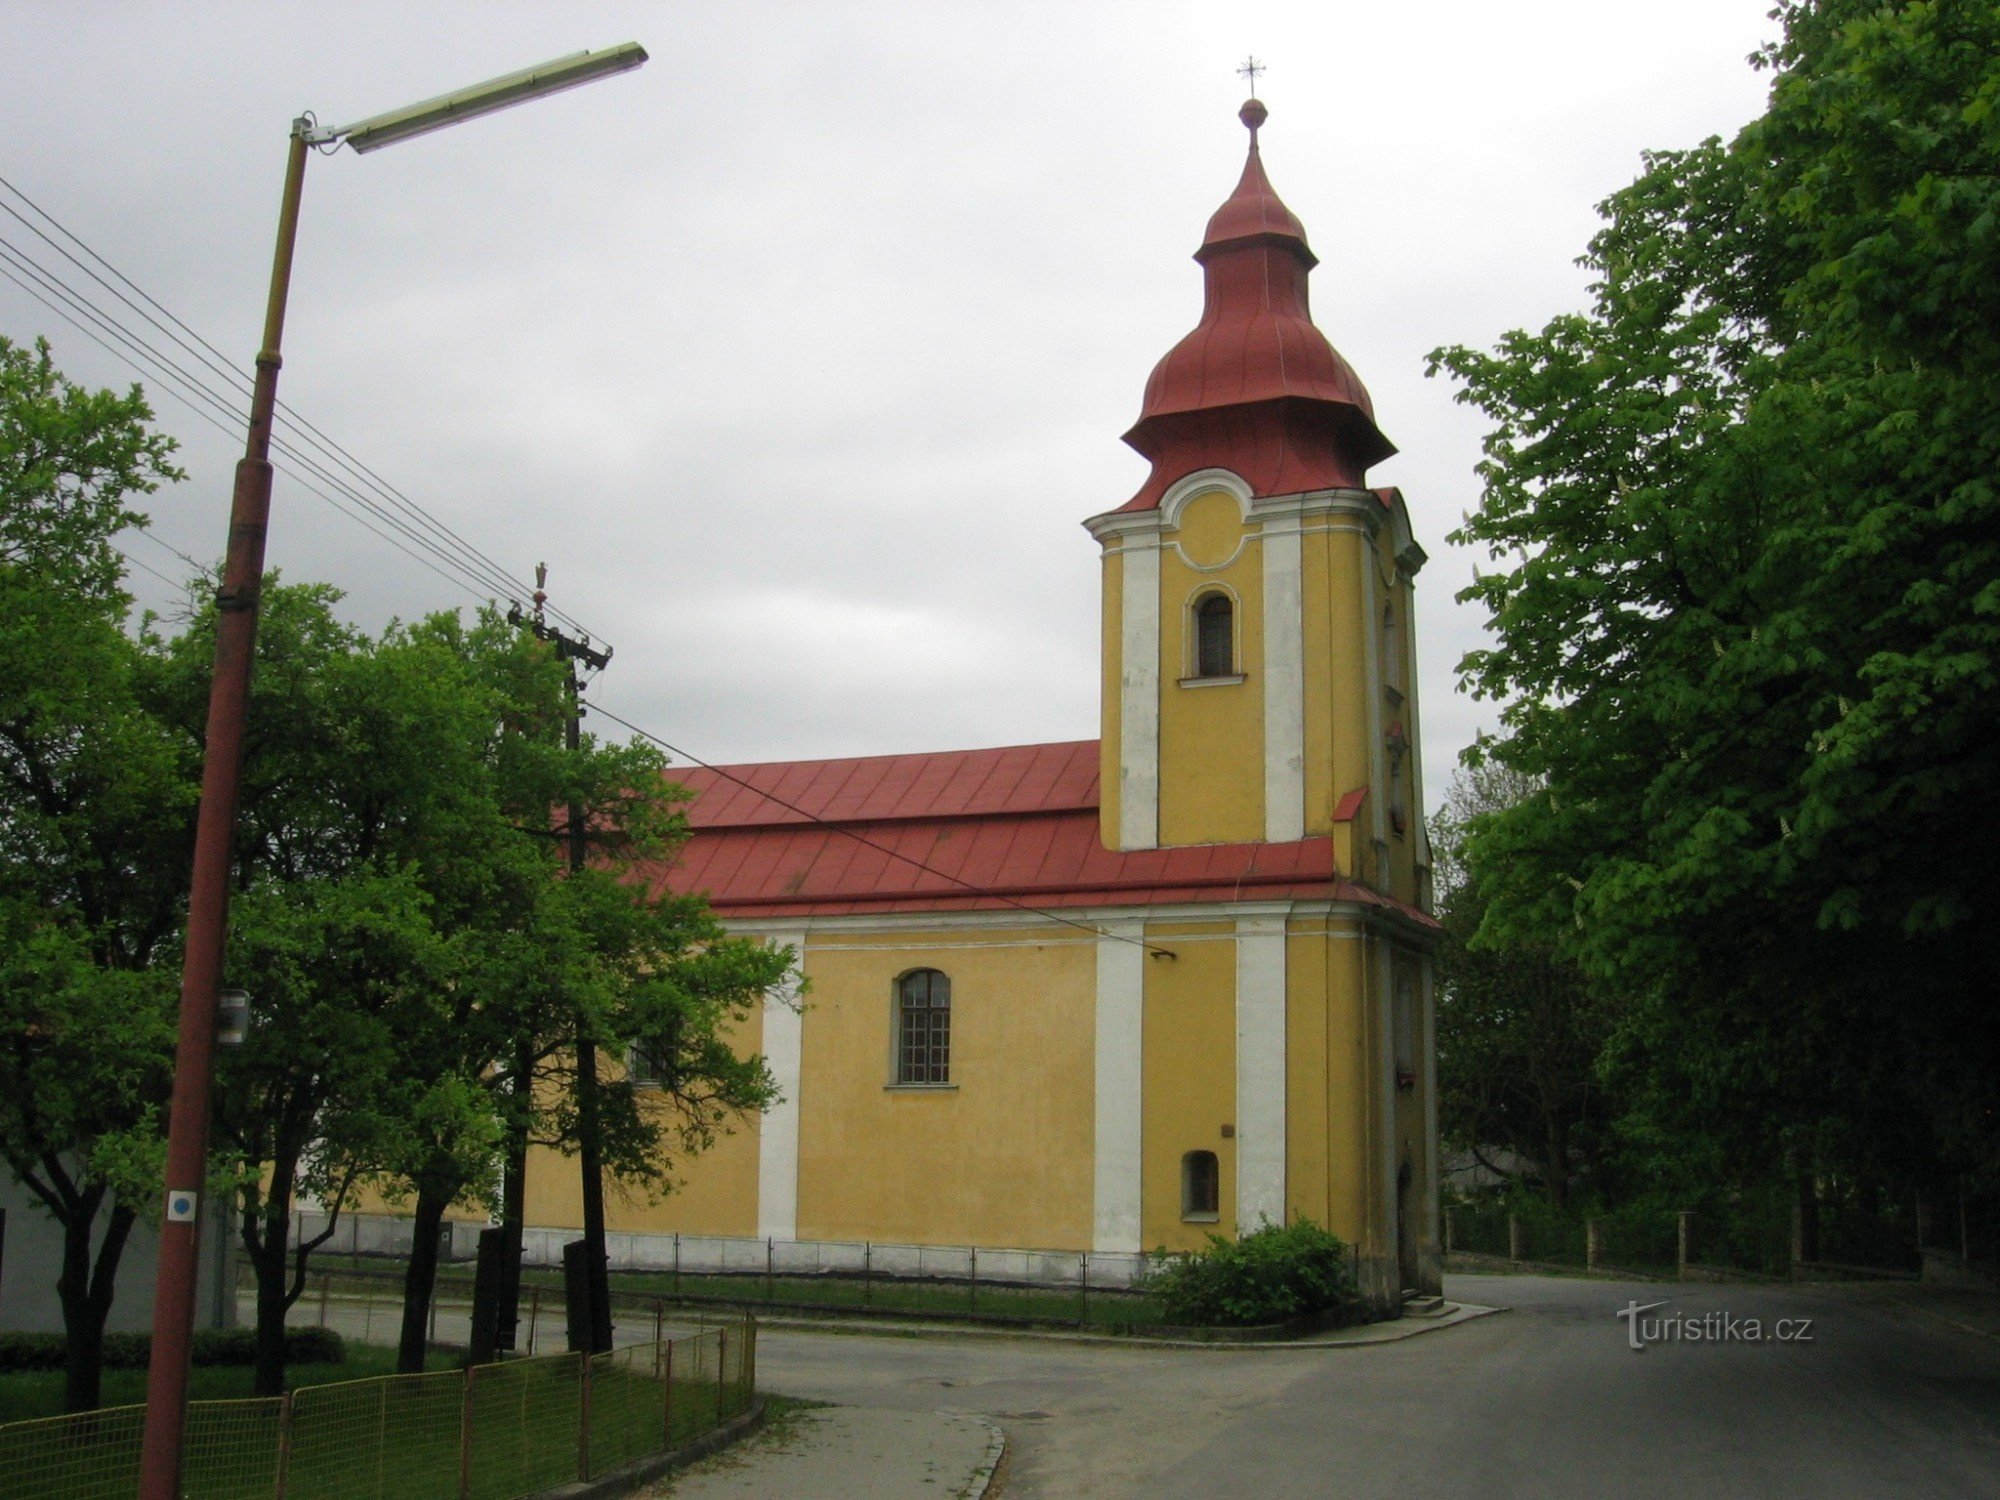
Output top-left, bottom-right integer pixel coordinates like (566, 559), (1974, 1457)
(0, 1346), (435, 1426)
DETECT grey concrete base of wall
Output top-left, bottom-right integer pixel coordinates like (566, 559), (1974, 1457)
(525, 1398), (765, 1500)
(295, 1211), (1152, 1290)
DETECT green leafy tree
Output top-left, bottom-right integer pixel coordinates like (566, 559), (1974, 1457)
(0, 336), (186, 1411)
(1429, 0), (2000, 1210)
(1432, 766), (1611, 1212)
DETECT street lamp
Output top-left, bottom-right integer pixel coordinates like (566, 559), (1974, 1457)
(137, 43), (647, 1500)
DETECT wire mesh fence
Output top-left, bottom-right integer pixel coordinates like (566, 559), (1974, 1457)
(0, 1318), (755, 1500)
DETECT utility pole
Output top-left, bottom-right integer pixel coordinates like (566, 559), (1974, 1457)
(509, 566), (614, 1353)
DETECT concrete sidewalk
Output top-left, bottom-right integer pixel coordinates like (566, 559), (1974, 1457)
(644, 1406), (1005, 1499)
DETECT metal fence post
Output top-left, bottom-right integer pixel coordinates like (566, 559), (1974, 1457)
(662, 1335), (676, 1444)
(673, 1232), (681, 1299)
(1507, 1214), (1524, 1262)
(863, 1241), (872, 1307)
(527, 1286), (540, 1356)
(766, 1236), (774, 1305)
(273, 1390), (294, 1500)
(1586, 1219), (1603, 1271)
(578, 1351), (593, 1483)
(317, 1272), (330, 1329)
(1443, 1206), (1455, 1257)
(1079, 1252), (1089, 1326)
(458, 1364), (475, 1500)
(745, 1315), (757, 1404)
(716, 1325), (729, 1418)
(1678, 1211), (1693, 1279)
(968, 1246), (977, 1312)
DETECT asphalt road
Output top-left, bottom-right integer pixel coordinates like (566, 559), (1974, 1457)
(749, 1273), (2000, 1498)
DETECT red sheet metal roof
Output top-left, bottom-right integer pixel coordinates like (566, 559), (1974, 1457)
(674, 739), (1099, 828)
(652, 739), (1435, 927)
(1118, 100), (1395, 511)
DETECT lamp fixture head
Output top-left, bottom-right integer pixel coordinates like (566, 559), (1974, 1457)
(304, 42), (648, 154)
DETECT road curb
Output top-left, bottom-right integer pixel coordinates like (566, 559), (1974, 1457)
(752, 1301), (1506, 1351)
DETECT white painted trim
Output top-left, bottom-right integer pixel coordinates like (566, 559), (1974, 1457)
(1262, 523), (1305, 843)
(1093, 921), (1146, 1253)
(1362, 534), (1387, 857)
(1159, 467), (1253, 529)
(1234, 914), (1288, 1232)
(756, 930), (806, 1242)
(1119, 538), (1161, 850)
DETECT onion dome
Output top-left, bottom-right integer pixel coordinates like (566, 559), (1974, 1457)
(1118, 100), (1395, 510)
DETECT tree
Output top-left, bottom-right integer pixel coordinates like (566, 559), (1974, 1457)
(1432, 766), (1611, 1212)
(363, 611), (790, 1375)
(1429, 0), (2000, 1206)
(0, 336), (186, 1411)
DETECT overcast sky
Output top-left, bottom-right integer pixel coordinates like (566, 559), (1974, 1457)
(1, 1), (1778, 816)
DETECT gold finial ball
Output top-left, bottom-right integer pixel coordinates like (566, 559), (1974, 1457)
(1239, 98), (1268, 134)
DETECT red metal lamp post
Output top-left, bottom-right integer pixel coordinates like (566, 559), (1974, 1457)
(136, 44), (646, 1499)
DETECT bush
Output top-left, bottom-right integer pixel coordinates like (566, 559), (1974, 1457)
(0, 1326), (345, 1372)
(1139, 1219), (1356, 1327)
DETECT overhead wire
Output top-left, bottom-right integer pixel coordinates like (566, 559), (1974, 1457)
(0, 249), (509, 609)
(0, 178), (552, 617)
(0, 174), (607, 645)
(581, 698), (1176, 958)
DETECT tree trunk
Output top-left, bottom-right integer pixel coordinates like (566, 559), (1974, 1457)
(497, 1045), (532, 1351)
(55, 1194), (135, 1413)
(245, 1202), (294, 1398)
(1544, 1111), (1571, 1214)
(396, 1179), (455, 1374)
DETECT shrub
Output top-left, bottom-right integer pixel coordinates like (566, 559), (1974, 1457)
(1139, 1219), (1356, 1327)
(0, 1326), (345, 1372)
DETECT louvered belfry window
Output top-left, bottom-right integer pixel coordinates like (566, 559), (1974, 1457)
(1195, 593), (1234, 678)
(896, 969), (952, 1084)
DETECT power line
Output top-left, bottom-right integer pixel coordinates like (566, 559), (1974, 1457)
(0, 253), (512, 610)
(0, 234), (531, 608)
(0, 175), (607, 646)
(581, 698), (1175, 958)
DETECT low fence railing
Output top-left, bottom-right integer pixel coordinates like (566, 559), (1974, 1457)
(0, 1318), (754, 1500)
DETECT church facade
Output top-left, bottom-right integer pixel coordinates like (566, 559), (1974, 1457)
(519, 99), (1440, 1308)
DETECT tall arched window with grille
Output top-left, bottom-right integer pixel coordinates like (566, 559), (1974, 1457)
(895, 969), (952, 1084)
(1194, 592), (1234, 678)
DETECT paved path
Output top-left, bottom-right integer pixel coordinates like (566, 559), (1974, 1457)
(744, 1274), (2000, 1498)
(644, 1408), (1002, 1498)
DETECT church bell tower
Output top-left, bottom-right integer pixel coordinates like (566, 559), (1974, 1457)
(1085, 97), (1431, 911)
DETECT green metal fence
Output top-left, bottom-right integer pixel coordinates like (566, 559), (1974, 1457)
(0, 1320), (754, 1500)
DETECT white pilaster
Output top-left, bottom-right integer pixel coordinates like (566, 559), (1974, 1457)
(1234, 913), (1288, 1231)
(1093, 921), (1146, 1252)
(1262, 524), (1305, 842)
(756, 930), (807, 1242)
(1119, 540), (1161, 850)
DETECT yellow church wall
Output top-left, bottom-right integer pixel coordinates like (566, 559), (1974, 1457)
(1300, 518), (1373, 850)
(794, 929), (1095, 1249)
(1320, 924), (1376, 1254)
(1141, 924), (1237, 1251)
(1099, 551), (1124, 851)
(1157, 491), (1265, 846)
(521, 1003), (765, 1237)
(1284, 925), (1332, 1230)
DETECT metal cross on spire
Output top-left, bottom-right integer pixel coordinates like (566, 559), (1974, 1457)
(1238, 56), (1266, 97)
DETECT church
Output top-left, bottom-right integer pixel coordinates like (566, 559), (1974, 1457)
(519, 96), (1441, 1310)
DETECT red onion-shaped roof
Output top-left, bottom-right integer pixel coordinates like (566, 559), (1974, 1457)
(1119, 100), (1394, 510)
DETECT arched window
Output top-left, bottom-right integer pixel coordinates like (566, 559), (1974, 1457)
(1182, 1149), (1220, 1220)
(895, 969), (952, 1084)
(1195, 593), (1234, 678)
